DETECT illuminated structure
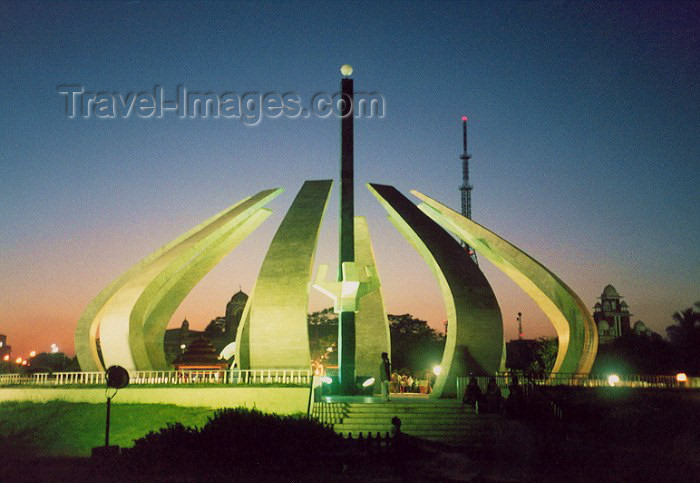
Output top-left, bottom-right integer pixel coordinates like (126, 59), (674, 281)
(235, 180), (333, 371)
(75, 189), (282, 372)
(369, 183), (503, 396)
(412, 191), (598, 374)
(75, 66), (597, 395)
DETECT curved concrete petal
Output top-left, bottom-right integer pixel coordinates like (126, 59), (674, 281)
(353, 216), (391, 390)
(246, 180), (333, 370)
(134, 208), (272, 370)
(368, 184), (503, 398)
(74, 189), (281, 372)
(412, 190), (598, 374)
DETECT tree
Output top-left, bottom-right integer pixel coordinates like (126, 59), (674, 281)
(28, 352), (79, 373)
(666, 306), (699, 346)
(308, 308), (338, 366)
(306, 310), (446, 376)
(665, 304), (700, 374)
(533, 336), (558, 374)
(592, 332), (676, 376)
(388, 314), (445, 375)
(204, 317), (227, 337)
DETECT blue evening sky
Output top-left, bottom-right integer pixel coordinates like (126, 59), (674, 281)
(0, 1), (698, 357)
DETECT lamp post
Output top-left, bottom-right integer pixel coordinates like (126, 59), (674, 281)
(92, 365), (129, 459)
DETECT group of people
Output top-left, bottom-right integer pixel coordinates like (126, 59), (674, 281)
(389, 370), (429, 394)
(463, 374), (525, 416)
(379, 354), (527, 417)
(379, 352), (434, 401)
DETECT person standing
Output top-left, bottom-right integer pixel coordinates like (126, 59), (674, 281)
(380, 352), (391, 401)
(485, 376), (503, 414)
(463, 375), (482, 409)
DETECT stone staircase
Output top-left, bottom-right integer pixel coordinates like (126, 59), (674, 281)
(313, 399), (507, 446)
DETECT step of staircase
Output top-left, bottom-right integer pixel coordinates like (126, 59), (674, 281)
(313, 399), (505, 445)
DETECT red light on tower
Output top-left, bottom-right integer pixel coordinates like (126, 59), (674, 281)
(461, 116), (468, 122)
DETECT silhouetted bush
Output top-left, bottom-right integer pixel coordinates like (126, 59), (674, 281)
(123, 422), (199, 471)
(121, 407), (344, 474)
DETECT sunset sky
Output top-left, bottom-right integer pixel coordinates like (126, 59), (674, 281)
(1, 1), (698, 359)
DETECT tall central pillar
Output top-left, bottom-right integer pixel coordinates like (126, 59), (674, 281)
(338, 72), (356, 393)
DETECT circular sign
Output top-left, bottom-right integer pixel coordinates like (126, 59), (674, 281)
(105, 365), (129, 389)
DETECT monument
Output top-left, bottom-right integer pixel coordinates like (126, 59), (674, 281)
(75, 66), (597, 396)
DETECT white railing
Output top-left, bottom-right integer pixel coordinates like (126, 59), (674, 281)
(0, 373), (21, 385)
(0, 369), (312, 386)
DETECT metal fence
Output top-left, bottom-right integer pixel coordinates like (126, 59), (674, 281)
(457, 372), (699, 399)
(0, 369), (312, 386)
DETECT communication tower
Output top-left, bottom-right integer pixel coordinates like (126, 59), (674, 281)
(459, 116), (477, 264)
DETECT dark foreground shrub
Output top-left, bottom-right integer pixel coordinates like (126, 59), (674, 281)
(122, 422), (199, 471)
(121, 407), (344, 474)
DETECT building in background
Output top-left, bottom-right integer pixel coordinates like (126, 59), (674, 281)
(172, 337), (228, 372)
(593, 285), (632, 344)
(163, 290), (248, 364)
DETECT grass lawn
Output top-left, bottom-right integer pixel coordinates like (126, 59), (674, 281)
(0, 400), (216, 458)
